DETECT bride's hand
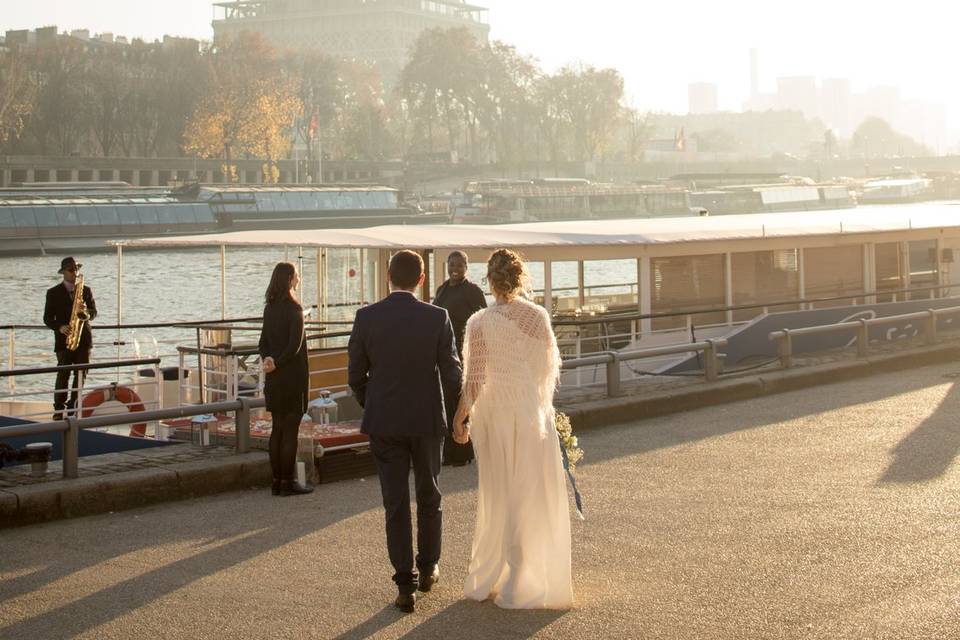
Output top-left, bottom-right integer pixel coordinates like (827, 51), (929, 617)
(453, 409), (471, 444)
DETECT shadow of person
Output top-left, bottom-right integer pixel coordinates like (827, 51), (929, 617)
(328, 604), (402, 640)
(880, 380), (960, 483)
(398, 600), (566, 640)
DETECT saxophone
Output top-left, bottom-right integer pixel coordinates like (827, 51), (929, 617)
(66, 274), (87, 351)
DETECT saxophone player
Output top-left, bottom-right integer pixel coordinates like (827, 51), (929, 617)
(43, 257), (97, 420)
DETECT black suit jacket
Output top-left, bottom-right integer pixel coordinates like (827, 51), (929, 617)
(43, 282), (97, 352)
(348, 291), (462, 438)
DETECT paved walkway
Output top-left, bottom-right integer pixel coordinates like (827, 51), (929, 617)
(3, 363), (960, 639)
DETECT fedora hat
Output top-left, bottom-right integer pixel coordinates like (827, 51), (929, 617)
(58, 257), (82, 274)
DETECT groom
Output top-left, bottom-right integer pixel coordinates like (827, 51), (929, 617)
(348, 250), (462, 613)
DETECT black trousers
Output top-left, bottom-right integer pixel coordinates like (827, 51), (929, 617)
(369, 434), (444, 594)
(269, 411), (303, 482)
(53, 349), (90, 418)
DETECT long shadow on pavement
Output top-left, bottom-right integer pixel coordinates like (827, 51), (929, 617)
(398, 600), (565, 640)
(879, 380), (960, 483)
(0, 485), (384, 639)
(579, 364), (960, 467)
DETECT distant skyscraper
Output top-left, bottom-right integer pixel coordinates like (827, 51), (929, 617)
(858, 85), (902, 128)
(212, 0), (490, 84)
(776, 76), (819, 120)
(688, 82), (719, 114)
(820, 78), (851, 136)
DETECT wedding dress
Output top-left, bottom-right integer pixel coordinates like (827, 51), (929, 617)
(460, 297), (574, 609)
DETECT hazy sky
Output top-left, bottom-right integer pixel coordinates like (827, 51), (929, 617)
(3, 0), (958, 121)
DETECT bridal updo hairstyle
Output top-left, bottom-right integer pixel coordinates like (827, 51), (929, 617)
(487, 249), (528, 301)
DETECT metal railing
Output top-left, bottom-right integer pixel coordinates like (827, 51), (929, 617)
(768, 305), (960, 369)
(0, 358), (163, 426)
(0, 396), (265, 479)
(561, 338), (727, 398)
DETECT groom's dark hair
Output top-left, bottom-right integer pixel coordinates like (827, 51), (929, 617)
(389, 250), (424, 290)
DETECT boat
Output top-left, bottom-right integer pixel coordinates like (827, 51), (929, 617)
(0, 182), (449, 255)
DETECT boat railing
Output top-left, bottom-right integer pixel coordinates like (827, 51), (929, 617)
(0, 358), (164, 433)
(0, 395), (264, 480)
(768, 305), (960, 369)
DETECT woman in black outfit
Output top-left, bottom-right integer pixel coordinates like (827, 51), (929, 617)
(259, 262), (313, 496)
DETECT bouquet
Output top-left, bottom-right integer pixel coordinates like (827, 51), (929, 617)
(555, 411), (584, 472)
(555, 411), (584, 519)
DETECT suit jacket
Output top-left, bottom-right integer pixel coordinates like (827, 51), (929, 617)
(348, 291), (462, 438)
(44, 282), (97, 352)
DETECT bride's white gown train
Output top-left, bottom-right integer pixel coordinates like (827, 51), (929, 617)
(460, 298), (573, 609)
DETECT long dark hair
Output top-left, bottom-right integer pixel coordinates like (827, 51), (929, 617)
(265, 262), (297, 305)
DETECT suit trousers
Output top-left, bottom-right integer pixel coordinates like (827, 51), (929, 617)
(54, 349), (90, 418)
(369, 434), (444, 594)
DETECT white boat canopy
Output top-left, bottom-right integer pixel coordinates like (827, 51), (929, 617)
(118, 203), (960, 252)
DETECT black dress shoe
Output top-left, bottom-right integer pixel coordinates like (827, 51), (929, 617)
(418, 565), (440, 592)
(279, 480), (314, 496)
(395, 592), (416, 613)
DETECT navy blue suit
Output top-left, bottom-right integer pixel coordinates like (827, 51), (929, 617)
(348, 291), (462, 592)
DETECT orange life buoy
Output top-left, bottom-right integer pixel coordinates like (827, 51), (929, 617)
(81, 384), (149, 438)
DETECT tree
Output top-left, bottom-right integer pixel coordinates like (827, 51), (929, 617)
(401, 27), (485, 162)
(851, 116), (929, 158)
(553, 64), (624, 162)
(183, 33), (296, 181)
(27, 40), (90, 155)
(0, 50), (37, 150)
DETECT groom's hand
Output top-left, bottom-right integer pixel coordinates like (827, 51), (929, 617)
(453, 411), (471, 444)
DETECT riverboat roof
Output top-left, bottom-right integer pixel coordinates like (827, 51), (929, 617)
(119, 202), (960, 251)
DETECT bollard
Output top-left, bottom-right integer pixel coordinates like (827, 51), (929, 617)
(778, 330), (793, 369)
(926, 310), (938, 345)
(25, 442), (53, 478)
(857, 320), (869, 357)
(704, 340), (719, 382)
(236, 398), (251, 454)
(605, 353), (621, 398)
(63, 417), (79, 479)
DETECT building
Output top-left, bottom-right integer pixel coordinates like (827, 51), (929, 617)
(688, 82), (718, 114)
(776, 76), (819, 120)
(820, 78), (851, 137)
(212, 0), (490, 84)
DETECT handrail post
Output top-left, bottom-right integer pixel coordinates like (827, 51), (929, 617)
(926, 309), (938, 345)
(7, 328), (14, 393)
(236, 398), (251, 454)
(778, 330), (793, 369)
(704, 340), (719, 382)
(63, 417), (79, 479)
(857, 319), (869, 357)
(605, 352), (621, 398)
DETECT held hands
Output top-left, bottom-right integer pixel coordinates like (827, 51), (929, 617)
(452, 407), (471, 444)
(59, 325), (71, 336)
(262, 356), (277, 374)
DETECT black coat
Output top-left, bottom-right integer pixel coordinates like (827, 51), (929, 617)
(348, 291), (462, 438)
(43, 282), (97, 352)
(434, 278), (487, 356)
(258, 299), (309, 415)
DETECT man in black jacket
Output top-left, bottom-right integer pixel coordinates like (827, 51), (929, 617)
(43, 257), (97, 419)
(348, 250), (462, 613)
(434, 250), (486, 466)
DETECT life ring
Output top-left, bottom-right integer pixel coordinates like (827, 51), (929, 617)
(81, 384), (149, 438)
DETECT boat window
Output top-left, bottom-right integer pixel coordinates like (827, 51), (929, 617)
(194, 204), (216, 223)
(98, 205), (121, 227)
(803, 245), (864, 308)
(156, 205), (180, 226)
(0, 209), (14, 227)
(32, 206), (59, 227)
(137, 205), (160, 225)
(731, 250), (801, 321)
(11, 206), (37, 229)
(118, 205), (142, 226)
(256, 193), (275, 212)
(55, 206), (80, 227)
(76, 206), (101, 226)
(651, 253), (726, 330)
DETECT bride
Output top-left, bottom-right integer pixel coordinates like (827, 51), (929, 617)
(453, 248), (574, 609)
